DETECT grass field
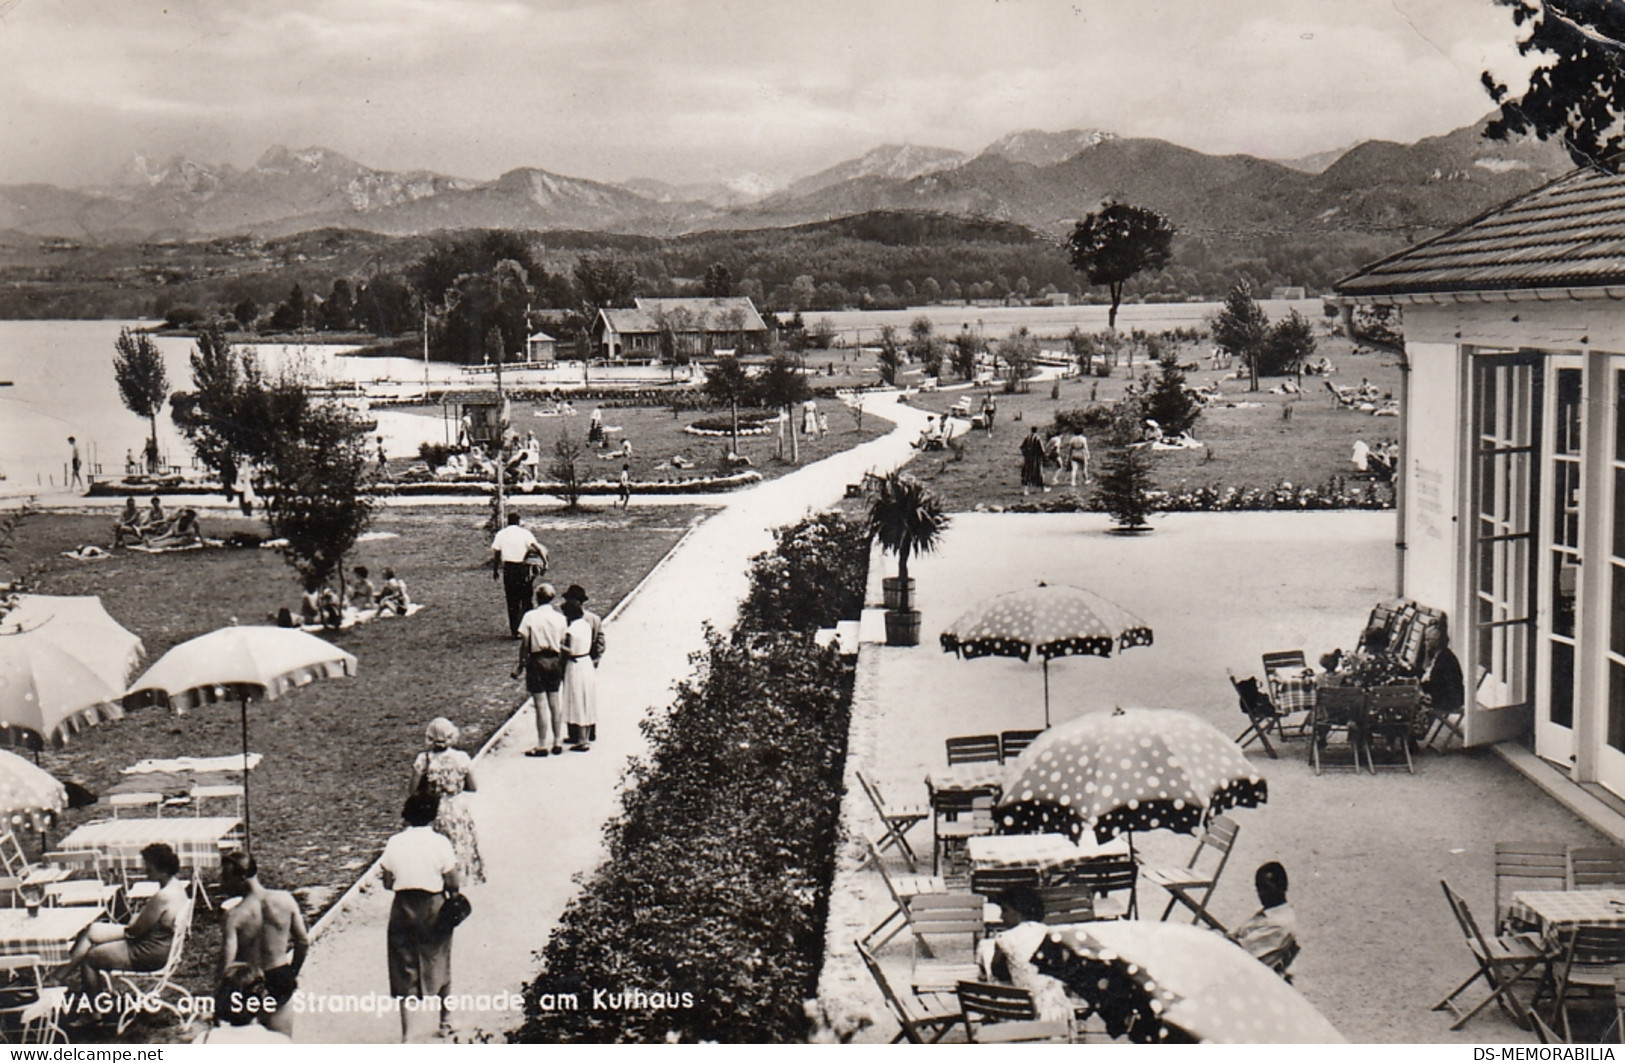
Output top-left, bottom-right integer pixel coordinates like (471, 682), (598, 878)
(6, 504), (705, 1021)
(893, 333), (1402, 512)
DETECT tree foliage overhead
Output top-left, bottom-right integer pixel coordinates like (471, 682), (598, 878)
(1067, 202), (1176, 329)
(112, 327), (169, 458)
(1483, 0), (1625, 167)
(434, 259), (533, 365)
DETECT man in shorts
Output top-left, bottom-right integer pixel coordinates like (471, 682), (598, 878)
(515, 583), (568, 757)
(220, 850), (309, 1038)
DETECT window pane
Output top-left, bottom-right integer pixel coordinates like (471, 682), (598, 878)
(1616, 564), (1625, 658)
(1611, 661), (1625, 752)
(1552, 639), (1575, 729)
(1616, 368), (1625, 462)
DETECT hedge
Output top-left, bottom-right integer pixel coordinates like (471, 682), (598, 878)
(989, 476), (1395, 514)
(516, 513), (867, 1042)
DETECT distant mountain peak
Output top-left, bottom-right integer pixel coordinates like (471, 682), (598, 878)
(783, 143), (967, 199)
(977, 128), (1115, 167)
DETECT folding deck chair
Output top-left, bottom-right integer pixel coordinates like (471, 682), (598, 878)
(1312, 686), (1368, 774)
(861, 838), (948, 952)
(1568, 846), (1625, 891)
(1494, 841), (1569, 933)
(855, 770), (927, 871)
(944, 735), (1002, 765)
(1139, 815), (1240, 931)
(1548, 925), (1625, 1042)
(1434, 880), (1544, 1031)
(1365, 683), (1420, 773)
(1000, 730), (1042, 762)
(854, 939), (960, 1043)
(955, 982), (1069, 1044)
(1230, 674), (1281, 757)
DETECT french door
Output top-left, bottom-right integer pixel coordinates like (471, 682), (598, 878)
(1534, 360), (1581, 763)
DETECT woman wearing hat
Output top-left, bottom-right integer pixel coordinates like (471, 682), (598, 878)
(407, 718), (484, 885)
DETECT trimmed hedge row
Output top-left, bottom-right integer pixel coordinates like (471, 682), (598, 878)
(516, 513), (867, 1042)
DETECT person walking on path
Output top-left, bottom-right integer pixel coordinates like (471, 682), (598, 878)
(560, 597), (599, 751)
(491, 511), (547, 637)
(515, 584), (567, 757)
(380, 792), (461, 1042)
(617, 463), (631, 508)
(220, 850), (310, 1038)
(68, 436), (83, 489)
(409, 717), (485, 886)
(562, 584), (605, 665)
(1019, 425), (1047, 496)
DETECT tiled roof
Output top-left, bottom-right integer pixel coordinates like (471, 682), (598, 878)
(601, 297), (767, 334)
(1337, 166), (1625, 296)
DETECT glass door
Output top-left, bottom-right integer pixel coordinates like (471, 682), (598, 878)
(1535, 361), (1581, 763)
(1599, 369), (1625, 795)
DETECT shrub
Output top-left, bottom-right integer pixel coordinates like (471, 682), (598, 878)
(738, 512), (867, 634)
(550, 428), (585, 509)
(417, 442), (451, 468)
(162, 305), (205, 329)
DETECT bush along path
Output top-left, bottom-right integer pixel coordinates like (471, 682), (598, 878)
(291, 395), (930, 1043)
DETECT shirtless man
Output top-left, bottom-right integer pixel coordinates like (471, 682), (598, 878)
(220, 851), (309, 1037)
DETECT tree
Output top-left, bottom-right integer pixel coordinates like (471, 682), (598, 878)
(907, 316), (943, 377)
(321, 278), (355, 331)
(921, 277), (942, 303)
(702, 262), (734, 299)
(1211, 282), (1270, 391)
(262, 400), (378, 591)
(876, 325), (902, 386)
(865, 472), (949, 621)
(355, 274), (416, 338)
(704, 355), (755, 453)
(995, 327), (1037, 394)
(572, 252), (638, 347)
(1067, 202), (1176, 330)
(232, 297), (259, 330)
(113, 328), (169, 470)
(790, 275), (817, 312)
(1262, 309), (1317, 381)
(810, 317), (838, 350)
(1483, 0), (1625, 167)
(1094, 439), (1157, 532)
(436, 260), (533, 365)
(1066, 326), (1097, 375)
(944, 278), (963, 302)
(1144, 355), (1201, 438)
(952, 330), (980, 380)
(169, 324), (247, 495)
(757, 352), (810, 464)
(550, 428), (586, 510)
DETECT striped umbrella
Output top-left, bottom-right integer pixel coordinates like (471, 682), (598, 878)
(0, 595), (145, 691)
(0, 634), (127, 751)
(940, 582), (1153, 725)
(0, 749), (67, 833)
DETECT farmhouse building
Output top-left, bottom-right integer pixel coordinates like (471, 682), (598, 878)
(1337, 164), (1625, 800)
(592, 297), (768, 361)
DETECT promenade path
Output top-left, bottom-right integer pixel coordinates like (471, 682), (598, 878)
(292, 395), (931, 1042)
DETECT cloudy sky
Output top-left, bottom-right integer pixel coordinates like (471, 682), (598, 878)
(0, 0), (1537, 189)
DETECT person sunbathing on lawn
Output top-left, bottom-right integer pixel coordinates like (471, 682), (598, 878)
(113, 496), (145, 547)
(375, 568), (411, 617)
(145, 507), (201, 549)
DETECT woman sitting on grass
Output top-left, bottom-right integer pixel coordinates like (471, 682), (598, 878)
(113, 496), (144, 547)
(53, 843), (188, 993)
(375, 568), (411, 617)
(144, 507), (201, 549)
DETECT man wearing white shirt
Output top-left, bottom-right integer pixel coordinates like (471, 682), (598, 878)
(515, 584), (568, 757)
(490, 511), (547, 637)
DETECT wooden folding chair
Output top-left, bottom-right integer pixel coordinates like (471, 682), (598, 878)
(1312, 686), (1367, 775)
(1139, 815), (1240, 930)
(1570, 847), (1625, 890)
(862, 838), (947, 952)
(969, 866), (1042, 898)
(955, 981), (1069, 1043)
(1494, 841), (1569, 932)
(906, 892), (986, 961)
(854, 939), (961, 1043)
(1433, 879), (1546, 1031)
(932, 791), (994, 880)
(1055, 856), (1137, 920)
(1000, 730), (1042, 763)
(945, 735), (1002, 765)
(1549, 926), (1625, 1042)
(1038, 881), (1097, 925)
(855, 770), (927, 871)
(1260, 650), (1314, 739)
(1229, 673), (1281, 758)
(1365, 683), (1420, 773)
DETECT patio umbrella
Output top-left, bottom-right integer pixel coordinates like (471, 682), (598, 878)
(124, 625), (357, 850)
(940, 582), (1152, 726)
(0, 749), (68, 833)
(1033, 922), (1344, 1043)
(0, 634), (127, 752)
(0, 595), (145, 691)
(997, 707), (1267, 842)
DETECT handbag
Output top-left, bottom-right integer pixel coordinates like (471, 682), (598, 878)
(437, 890), (472, 935)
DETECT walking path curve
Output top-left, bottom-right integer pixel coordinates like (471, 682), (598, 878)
(292, 395), (931, 1042)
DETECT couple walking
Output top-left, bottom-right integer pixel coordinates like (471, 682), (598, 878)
(513, 582), (604, 755)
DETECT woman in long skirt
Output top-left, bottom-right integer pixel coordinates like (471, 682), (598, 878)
(408, 717), (485, 886)
(560, 598), (598, 751)
(380, 792), (461, 1041)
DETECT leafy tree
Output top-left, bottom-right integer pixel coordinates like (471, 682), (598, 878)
(1094, 439), (1157, 532)
(702, 262), (734, 299)
(877, 325), (902, 386)
(1211, 282), (1270, 391)
(1067, 202), (1176, 330)
(1483, 0), (1625, 167)
(262, 399), (378, 590)
(1262, 309), (1317, 379)
(549, 428), (586, 510)
(113, 328), (169, 468)
(169, 324), (247, 495)
(790, 274), (817, 311)
(810, 317), (838, 350)
(756, 353), (809, 412)
(436, 260), (532, 365)
(921, 277), (942, 302)
(232, 297), (259, 330)
(944, 278), (963, 302)
(952, 330), (981, 380)
(355, 274), (416, 338)
(995, 327), (1037, 394)
(410, 232), (543, 309)
(704, 355), (755, 453)
(321, 278), (355, 331)
(1066, 326), (1098, 375)
(573, 253), (639, 329)
(1144, 355), (1201, 438)
(163, 305), (205, 329)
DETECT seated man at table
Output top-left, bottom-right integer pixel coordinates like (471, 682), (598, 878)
(51, 843), (189, 994)
(1228, 862), (1297, 973)
(220, 851), (308, 1038)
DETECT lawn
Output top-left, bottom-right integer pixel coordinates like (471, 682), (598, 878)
(4, 503), (706, 1019)
(893, 334), (1402, 512)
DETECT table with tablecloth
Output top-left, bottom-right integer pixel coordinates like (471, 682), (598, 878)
(58, 817), (243, 875)
(0, 907), (105, 964)
(967, 832), (1130, 873)
(1508, 890), (1625, 932)
(104, 754), (260, 805)
(925, 763), (1004, 797)
(1266, 669), (1316, 712)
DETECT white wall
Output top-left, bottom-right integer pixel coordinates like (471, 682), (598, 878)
(1403, 299), (1625, 356)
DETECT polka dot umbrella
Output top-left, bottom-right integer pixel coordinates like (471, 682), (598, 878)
(1033, 922), (1345, 1043)
(996, 707), (1268, 843)
(940, 582), (1153, 725)
(0, 748), (68, 835)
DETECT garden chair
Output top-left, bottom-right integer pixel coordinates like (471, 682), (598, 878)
(189, 783), (245, 819)
(1229, 673), (1281, 758)
(944, 735), (1002, 766)
(0, 830), (68, 901)
(1434, 879), (1545, 1031)
(1325, 380), (1360, 408)
(955, 981), (1069, 1044)
(0, 955), (66, 1044)
(969, 866), (1042, 899)
(1311, 686), (1368, 775)
(1494, 841), (1569, 933)
(39, 850), (121, 911)
(1260, 651), (1315, 739)
(855, 770), (926, 871)
(905, 891), (987, 961)
(1139, 815), (1240, 930)
(1569, 846), (1625, 890)
(106, 899), (194, 1035)
(1055, 856), (1138, 920)
(1038, 881), (1097, 925)
(933, 793), (995, 881)
(1548, 925), (1625, 1042)
(1364, 683), (1420, 773)
(862, 838), (947, 953)
(1000, 730), (1042, 763)
(854, 939), (960, 1044)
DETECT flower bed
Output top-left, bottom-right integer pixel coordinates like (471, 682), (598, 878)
(990, 476), (1396, 514)
(378, 470), (763, 496)
(517, 514), (867, 1043)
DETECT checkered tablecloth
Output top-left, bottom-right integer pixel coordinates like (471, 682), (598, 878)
(0, 907), (105, 964)
(967, 832), (1131, 871)
(1509, 890), (1625, 930)
(926, 763), (1004, 795)
(1267, 669), (1317, 712)
(59, 817), (244, 874)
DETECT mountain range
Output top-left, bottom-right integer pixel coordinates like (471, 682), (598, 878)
(0, 116), (1574, 247)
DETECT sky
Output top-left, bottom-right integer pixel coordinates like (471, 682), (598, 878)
(0, 0), (1540, 190)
